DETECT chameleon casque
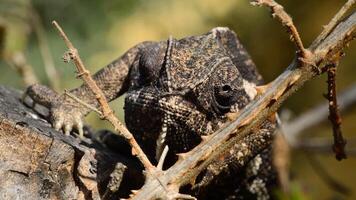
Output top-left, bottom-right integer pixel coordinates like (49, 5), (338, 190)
(26, 27), (277, 199)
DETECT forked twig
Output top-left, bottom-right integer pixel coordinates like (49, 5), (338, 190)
(325, 63), (347, 160)
(251, 0), (307, 56)
(52, 21), (154, 171)
(49, 1), (355, 198)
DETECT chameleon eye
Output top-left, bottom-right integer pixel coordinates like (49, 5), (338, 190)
(213, 84), (235, 113)
(222, 85), (232, 93)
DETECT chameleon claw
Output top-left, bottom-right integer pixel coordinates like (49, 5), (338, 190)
(54, 120), (63, 132)
(64, 124), (71, 136)
(75, 121), (84, 138)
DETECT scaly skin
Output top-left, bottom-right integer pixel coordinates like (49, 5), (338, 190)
(25, 27), (277, 199)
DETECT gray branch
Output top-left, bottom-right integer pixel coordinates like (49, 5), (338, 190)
(131, 10), (356, 200)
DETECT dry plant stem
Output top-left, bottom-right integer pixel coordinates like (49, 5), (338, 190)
(296, 138), (356, 156)
(284, 83), (356, 145)
(311, 0), (356, 48)
(64, 90), (101, 115)
(326, 63), (347, 160)
(130, 11), (356, 200)
(6, 52), (38, 86)
(272, 131), (290, 193)
(251, 0), (306, 55)
(157, 146), (169, 170)
(51, 21), (154, 171)
(30, 7), (60, 90)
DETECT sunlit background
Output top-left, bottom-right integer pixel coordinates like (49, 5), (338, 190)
(0, 0), (355, 199)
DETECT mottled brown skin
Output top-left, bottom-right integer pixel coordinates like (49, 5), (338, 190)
(25, 27), (277, 199)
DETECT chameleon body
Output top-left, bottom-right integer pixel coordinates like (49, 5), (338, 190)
(26, 27), (277, 199)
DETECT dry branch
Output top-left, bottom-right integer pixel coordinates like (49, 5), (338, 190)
(130, 5), (356, 200)
(251, 0), (306, 55)
(311, 0), (356, 49)
(283, 83), (356, 145)
(325, 63), (347, 160)
(51, 21), (154, 171)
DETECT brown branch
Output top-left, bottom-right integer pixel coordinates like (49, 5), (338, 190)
(130, 8), (356, 200)
(51, 21), (154, 171)
(251, 0), (307, 56)
(283, 83), (356, 145)
(325, 63), (347, 160)
(311, 0), (356, 49)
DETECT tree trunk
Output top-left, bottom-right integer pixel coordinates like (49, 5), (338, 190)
(0, 86), (143, 200)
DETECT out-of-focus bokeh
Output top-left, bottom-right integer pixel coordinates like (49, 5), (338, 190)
(0, 0), (355, 199)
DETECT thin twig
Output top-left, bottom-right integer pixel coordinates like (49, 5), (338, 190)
(51, 21), (154, 171)
(311, 0), (356, 48)
(325, 63), (347, 160)
(305, 153), (350, 195)
(296, 138), (356, 156)
(283, 83), (356, 145)
(30, 6), (60, 90)
(157, 146), (169, 171)
(64, 90), (102, 115)
(250, 0), (307, 56)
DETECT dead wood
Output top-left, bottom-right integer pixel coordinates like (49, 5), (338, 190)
(0, 86), (143, 200)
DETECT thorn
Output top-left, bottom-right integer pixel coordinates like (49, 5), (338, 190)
(255, 83), (271, 95)
(201, 135), (211, 142)
(172, 193), (197, 200)
(226, 112), (239, 121)
(177, 152), (188, 160)
(268, 112), (277, 122)
(189, 175), (197, 186)
(131, 147), (138, 156)
(157, 145), (169, 170)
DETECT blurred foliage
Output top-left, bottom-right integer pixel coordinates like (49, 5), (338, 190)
(274, 182), (311, 200)
(0, 0), (355, 199)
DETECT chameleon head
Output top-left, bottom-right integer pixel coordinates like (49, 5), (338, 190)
(158, 35), (258, 157)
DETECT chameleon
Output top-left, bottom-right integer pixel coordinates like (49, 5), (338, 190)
(25, 27), (277, 199)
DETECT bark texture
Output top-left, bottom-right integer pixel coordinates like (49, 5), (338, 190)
(0, 86), (143, 200)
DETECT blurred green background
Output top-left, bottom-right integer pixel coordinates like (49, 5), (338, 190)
(0, 0), (355, 199)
